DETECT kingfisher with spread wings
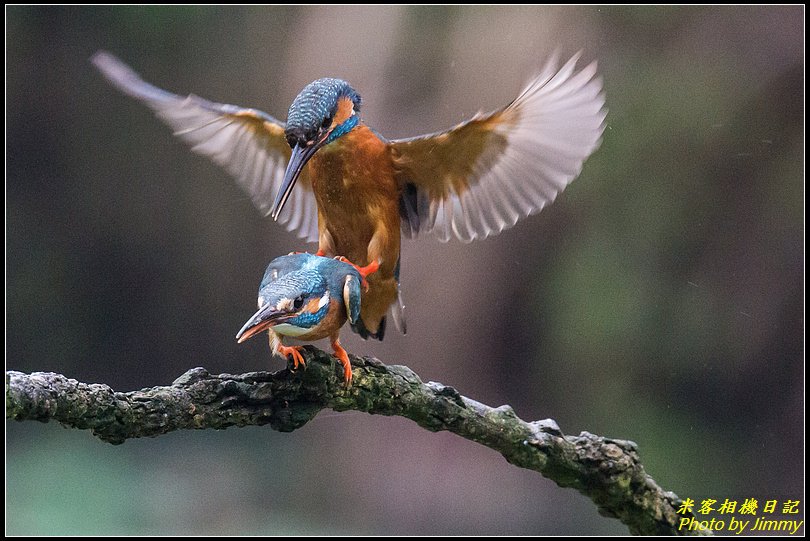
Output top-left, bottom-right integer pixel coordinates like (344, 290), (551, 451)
(93, 51), (606, 343)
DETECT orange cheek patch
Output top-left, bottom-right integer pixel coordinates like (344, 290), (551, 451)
(331, 97), (355, 128)
(305, 297), (322, 314)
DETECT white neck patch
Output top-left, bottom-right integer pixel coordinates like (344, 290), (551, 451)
(317, 290), (330, 310)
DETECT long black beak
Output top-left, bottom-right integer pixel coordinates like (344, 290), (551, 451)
(235, 304), (289, 343)
(271, 142), (321, 220)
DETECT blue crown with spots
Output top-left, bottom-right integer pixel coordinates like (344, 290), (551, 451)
(285, 78), (361, 143)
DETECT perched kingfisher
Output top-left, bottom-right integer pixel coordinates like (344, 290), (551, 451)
(93, 51), (605, 341)
(235, 253), (368, 384)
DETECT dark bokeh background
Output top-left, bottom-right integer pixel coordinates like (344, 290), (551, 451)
(6, 6), (803, 535)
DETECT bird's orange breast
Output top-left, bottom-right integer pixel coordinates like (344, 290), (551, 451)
(308, 124), (400, 271)
(307, 124), (402, 336)
(294, 298), (347, 341)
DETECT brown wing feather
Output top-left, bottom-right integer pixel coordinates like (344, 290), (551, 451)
(389, 52), (606, 243)
(92, 51), (318, 243)
(390, 113), (512, 199)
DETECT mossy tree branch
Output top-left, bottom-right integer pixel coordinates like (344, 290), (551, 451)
(6, 348), (706, 535)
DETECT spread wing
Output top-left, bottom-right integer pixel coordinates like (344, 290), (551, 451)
(390, 52), (606, 242)
(92, 51), (318, 243)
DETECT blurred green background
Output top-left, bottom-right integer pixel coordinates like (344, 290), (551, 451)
(6, 6), (803, 535)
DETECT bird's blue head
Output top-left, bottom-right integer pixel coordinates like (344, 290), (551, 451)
(272, 79), (362, 220)
(235, 253), (363, 343)
(285, 78), (361, 147)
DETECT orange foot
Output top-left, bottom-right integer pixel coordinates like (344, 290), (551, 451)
(315, 249), (327, 257)
(278, 344), (306, 370)
(330, 336), (353, 386)
(335, 256), (380, 290)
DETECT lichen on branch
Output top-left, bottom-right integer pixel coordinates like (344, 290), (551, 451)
(6, 348), (708, 535)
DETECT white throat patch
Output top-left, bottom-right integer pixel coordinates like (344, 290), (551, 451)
(273, 323), (310, 337)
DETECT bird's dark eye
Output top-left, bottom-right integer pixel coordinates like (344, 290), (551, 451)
(322, 116), (332, 129)
(286, 135), (297, 148)
(292, 296), (305, 311)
